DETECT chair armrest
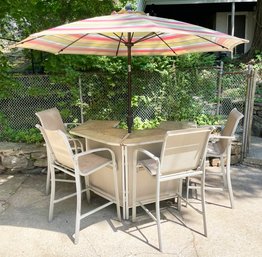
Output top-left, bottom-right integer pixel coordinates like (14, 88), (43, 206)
(134, 149), (160, 176)
(64, 122), (81, 128)
(135, 148), (159, 162)
(210, 135), (235, 140)
(199, 125), (216, 130)
(74, 147), (116, 163)
(64, 123), (81, 132)
(68, 137), (84, 152)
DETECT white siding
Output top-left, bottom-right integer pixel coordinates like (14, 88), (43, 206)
(216, 11), (254, 52)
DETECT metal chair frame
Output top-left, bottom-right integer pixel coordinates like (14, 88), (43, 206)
(37, 125), (121, 244)
(36, 107), (83, 195)
(187, 108), (244, 209)
(132, 128), (211, 252)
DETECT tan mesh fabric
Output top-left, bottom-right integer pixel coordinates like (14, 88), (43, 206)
(139, 128), (210, 176)
(77, 154), (111, 175)
(213, 108), (244, 155)
(36, 107), (66, 132)
(160, 128), (211, 174)
(139, 159), (158, 176)
(207, 142), (223, 156)
(132, 127), (211, 250)
(44, 128), (74, 169)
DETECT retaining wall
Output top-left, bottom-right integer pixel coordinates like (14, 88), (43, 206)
(0, 141), (242, 174)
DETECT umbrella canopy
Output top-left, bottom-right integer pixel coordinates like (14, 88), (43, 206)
(13, 11), (248, 132)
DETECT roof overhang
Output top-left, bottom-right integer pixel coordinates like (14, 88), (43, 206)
(137, 0), (257, 10)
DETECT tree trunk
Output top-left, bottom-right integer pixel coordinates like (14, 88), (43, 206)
(246, 0), (262, 59)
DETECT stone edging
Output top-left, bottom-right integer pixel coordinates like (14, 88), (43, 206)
(0, 142), (47, 174)
(0, 140), (242, 174)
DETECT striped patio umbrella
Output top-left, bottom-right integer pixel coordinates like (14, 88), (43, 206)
(13, 11), (248, 133)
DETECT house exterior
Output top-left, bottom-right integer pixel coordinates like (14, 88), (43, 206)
(137, 0), (257, 54)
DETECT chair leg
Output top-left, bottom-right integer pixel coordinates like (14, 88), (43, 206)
(186, 178), (199, 206)
(132, 158), (138, 222)
(200, 173), (207, 237)
(74, 175), (82, 244)
(84, 176), (91, 203)
(112, 160), (121, 221)
(156, 177), (163, 252)
(45, 149), (51, 195)
(220, 156), (227, 189)
(46, 164), (51, 195)
(177, 179), (182, 211)
(48, 165), (56, 222)
(226, 149), (234, 209)
(185, 177), (189, 207)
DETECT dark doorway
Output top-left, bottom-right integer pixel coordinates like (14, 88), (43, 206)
(228, 15), (246, 54)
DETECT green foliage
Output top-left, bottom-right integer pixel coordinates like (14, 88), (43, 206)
(223, 87), (246, 99)
(118, 116), (162, 130)
(114, 0), (138, 11)
(255, 81), (262, 103)
(224, 51), (262, 77)
(159, 53), (218, 122)
(174, 53), (216, 69)
(0, 0), (253, 143)
(1, 0), (115, 72)
(194, 114), (221, 126)
(0, 112), (43, 143)
(1, 0), (114, 36)
(0, 52), (245, 144)
(253, 51), (262, 77)
(0, 51), (20, 99)
(10, 128), (43, 144)
(132, 117), (162, 130)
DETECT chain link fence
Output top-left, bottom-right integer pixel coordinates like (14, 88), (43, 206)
(0, 75), (80, 130)
(0, 64), (250, 131)
(79, 65), (248, 126)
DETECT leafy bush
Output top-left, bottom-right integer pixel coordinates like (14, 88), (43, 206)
(250, 51), (262, 78)
(0, 51), (20, 99)
(0, 112), (43, 143)
(194, 114), (222, 126)
(1, 52), (248, 143)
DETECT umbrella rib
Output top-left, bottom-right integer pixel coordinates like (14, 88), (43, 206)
(197, 35), (229, 50)
(15, 35), (45, 45)
(99, 33), (126, 44)
(115, 33), (124, 56)
(154, 33), (177, 55)
(133, 32), (159, 44)
(130, 32), (134, 42)
(57, 33), (89, 53)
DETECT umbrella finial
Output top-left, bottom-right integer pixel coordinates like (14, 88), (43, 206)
(111, 2), (145, 15)
(125, 3), (133, 11)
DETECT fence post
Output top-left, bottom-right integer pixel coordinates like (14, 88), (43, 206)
(242, 65), (257, 160)
(216, 61), (223, 115)
(78, 76), (84, 123)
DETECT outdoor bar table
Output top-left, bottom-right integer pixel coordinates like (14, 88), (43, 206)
(70, 120), (196, 219)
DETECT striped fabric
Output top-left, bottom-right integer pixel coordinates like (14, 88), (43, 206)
(14, 13), (248, 56)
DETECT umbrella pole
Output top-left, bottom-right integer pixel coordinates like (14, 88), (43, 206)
(127, 33), (133, 133)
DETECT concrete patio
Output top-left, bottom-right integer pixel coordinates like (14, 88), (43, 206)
(0, 163), (261, 257)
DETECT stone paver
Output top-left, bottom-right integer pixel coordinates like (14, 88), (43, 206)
(0, 165), (261, 257)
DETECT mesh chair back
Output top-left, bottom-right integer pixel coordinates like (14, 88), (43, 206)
(36, 107), (66, 132)
(218, 108), (244, 153)
(44, 128), (74, 169)
(160, 128), (211, 174)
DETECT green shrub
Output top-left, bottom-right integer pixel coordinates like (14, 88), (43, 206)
(194, 114), (222, 126)
(0, 112), (43, 143)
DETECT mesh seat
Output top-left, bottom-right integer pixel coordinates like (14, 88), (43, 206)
(132, 128), (211, 252)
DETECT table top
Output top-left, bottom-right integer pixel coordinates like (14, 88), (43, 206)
(70, 120), (196, 146)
